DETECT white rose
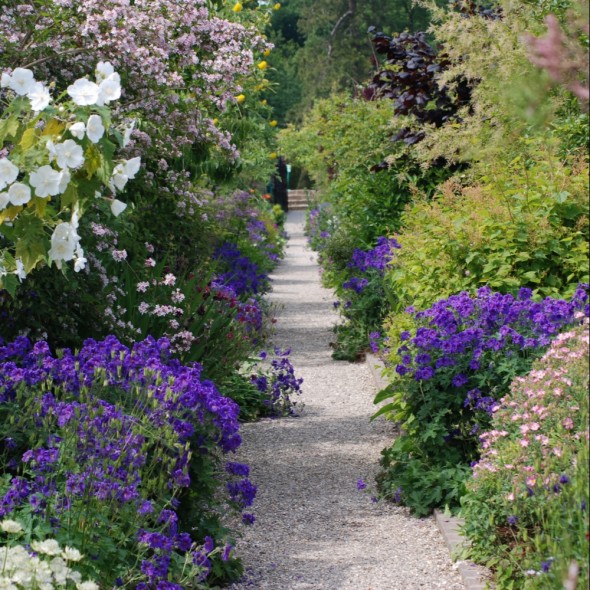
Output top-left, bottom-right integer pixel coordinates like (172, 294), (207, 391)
(27, 81), (51, 112)
(69, 122), (86, 140)
(8, 182), (31, 206)
(29, 165), (61, 198)
(67, 78), (100, 106)
(110, 199), (127, 217)
(8, 67), (36, 95)
(0, 157), (19, 190)
(54, 139), (85, 170)
(86, 114), (105, 143)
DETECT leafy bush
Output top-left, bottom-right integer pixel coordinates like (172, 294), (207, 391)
(0, 335), (251, 587)
(385, 152), (589, 313)
(461, 321), (589, 589)
(375, 285), (588, 516)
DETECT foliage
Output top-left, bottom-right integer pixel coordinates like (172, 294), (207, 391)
(385, 148), (589, 313)
(461, 321), (589, 589)
(374, 285), (588, 516)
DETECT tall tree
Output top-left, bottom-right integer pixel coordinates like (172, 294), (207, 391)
(264, 0), (439, 122)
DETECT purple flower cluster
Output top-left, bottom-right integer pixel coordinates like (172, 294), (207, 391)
(0, 335), (255, 587)
(342, 237), (400, 294)
(348, 237), (401, 273)
(396, 285), (589, 410)
(213, 242), (269, 296)
(251, 348), (304, 416)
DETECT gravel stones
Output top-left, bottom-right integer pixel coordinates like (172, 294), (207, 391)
(227, 211), (465, 590)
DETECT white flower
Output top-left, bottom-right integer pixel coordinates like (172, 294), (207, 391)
(74, 247), (87, 273)
(69, 122), (86, 140)
(0, 519), (23, 533)
(54, 140), (84, 170)
(123, 157), (141, 178)
(52, 222), (78, 244)
(48, 238), (75, 263)
(98, 72), (121, 104)
(31, 538), (61, 556)
(95, 61), (115, 82)
(86, 114), (105, 143)
(14, 259), (26, 282)
(0, 158), (19, 190)
(0, 192), (9, 210)
(62, 546), (83, 562)
(67, 78), (100, 106)
(8, 67), (36, 95)
(77, 582), (100, 590)
(29, 165), (61, 198)
(27, 81), (51, 111)
(111, 164), (128, 191)
(8, 182), (31, 206)
(46, 139), (57, 162)
(122, 120), (136, 147)
(0, 72), (11, 88)
(110, 199), (127, 217)
(58, 168), (71, 193)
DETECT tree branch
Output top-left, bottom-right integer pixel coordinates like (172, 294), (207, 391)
(327, 1), (357, 57)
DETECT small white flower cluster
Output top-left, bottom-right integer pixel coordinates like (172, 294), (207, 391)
(0, 62), (141, 278)
(0, 519), (98, 590)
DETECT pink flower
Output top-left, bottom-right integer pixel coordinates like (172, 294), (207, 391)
(562, 417), (574, 430)
(145, 257), (156, 267)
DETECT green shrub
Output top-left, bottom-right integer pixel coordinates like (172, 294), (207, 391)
(386, 151), (589, 313)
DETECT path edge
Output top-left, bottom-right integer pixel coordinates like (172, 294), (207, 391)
(365, 353), (493, 590)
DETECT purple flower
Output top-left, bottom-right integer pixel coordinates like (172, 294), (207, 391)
(357, 479), (367, 490)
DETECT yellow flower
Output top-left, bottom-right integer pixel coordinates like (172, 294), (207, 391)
(232, 2), (243, 12)
(235, 94), (246, 104)
(273, 3), (281, 10)
(261, 99), (268, 105)
(263, 48), (271, 57)
(269, 152), (277, 159)
(257, 61), (268, 70)
(269, 120), (278, 127)
(212, 118), (219, 125)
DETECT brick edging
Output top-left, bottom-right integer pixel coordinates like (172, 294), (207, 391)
(364, 354), (493, 590)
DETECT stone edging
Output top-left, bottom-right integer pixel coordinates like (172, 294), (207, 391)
(364, 353), (493, 590)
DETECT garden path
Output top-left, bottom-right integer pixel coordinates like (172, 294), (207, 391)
(228, 211), (465, 590)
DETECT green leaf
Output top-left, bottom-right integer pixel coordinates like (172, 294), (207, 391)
(13, 215), (48, 272)
(370, 402), (397, 421)
(0, 274), (18, 297)
(374, 386), (394, 404)
(0, 116), (20, 144)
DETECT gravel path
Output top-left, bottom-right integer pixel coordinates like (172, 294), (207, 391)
(228, 211), (465, 590)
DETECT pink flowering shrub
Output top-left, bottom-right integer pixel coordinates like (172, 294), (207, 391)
(461, 320), (589, 588)
(0, 0), (271, 160)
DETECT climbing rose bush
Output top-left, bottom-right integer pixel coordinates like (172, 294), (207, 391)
(0, 63), (138, 292)
(376, 284), (589, 515)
